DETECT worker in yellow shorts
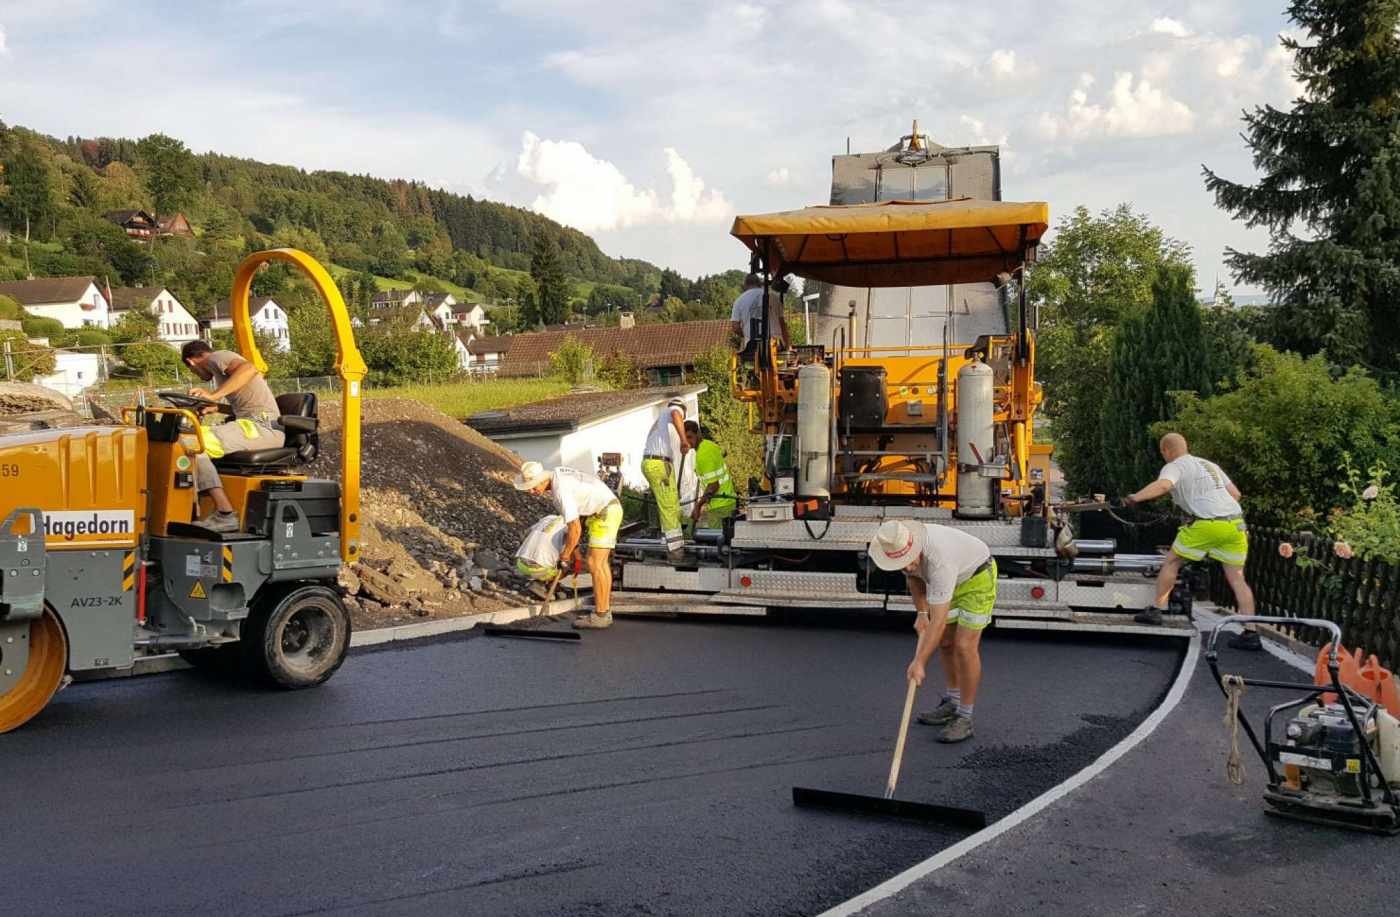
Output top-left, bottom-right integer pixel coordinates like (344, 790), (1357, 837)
(684, 421), (736, 530)
(1124, 432), (1259, 650)
(514, 462), (622, 629)
(641, 396), (689, 558)
(868, 519), (997, 744)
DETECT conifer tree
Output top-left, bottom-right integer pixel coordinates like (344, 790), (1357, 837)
(1204, 0), (1400, 370)
(1100, 265), (1216, 497)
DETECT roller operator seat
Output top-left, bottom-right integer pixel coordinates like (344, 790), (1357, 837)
(213, 392), (320, 475)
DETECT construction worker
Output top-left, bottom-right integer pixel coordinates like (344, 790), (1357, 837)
(1125, 432), (1259, 649)
(180, 340), (285, 533)
(729, 274), (791, 360)
(868, 519), (997, 744)
(683, 421), (736, 529)
(642, 396), (689, 556)
(513, 461), (622, 629)
(514, 514), (567, 583)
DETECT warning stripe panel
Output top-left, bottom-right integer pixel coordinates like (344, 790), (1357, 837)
(221, 546), (234, 583)
(122, 550), (137, 592)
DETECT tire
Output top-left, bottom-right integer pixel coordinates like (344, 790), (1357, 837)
(241, 584), (351, 688)
(177, 643), (243, 676)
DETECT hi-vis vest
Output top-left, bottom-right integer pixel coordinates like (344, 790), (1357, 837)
(694, 440), (735, 504)
(199, 418), (262, 459)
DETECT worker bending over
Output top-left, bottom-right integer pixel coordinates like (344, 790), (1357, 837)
(868, 519), (997, 744)
(1125, 432), (1259, 650)
(729, 273), (791, 359)
(514, 514), (567, 583)
(684, 421), (736, 529)
(514, 462), (622, 630)
(180, 340), (285, 533)
(642, 397), (689, 558)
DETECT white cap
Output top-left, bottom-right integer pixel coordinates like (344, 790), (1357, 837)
(867, 519), (926, 571)
(512, 460), (550, 491)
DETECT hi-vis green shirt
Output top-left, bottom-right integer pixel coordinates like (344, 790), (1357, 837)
(694, 440), (735, 509)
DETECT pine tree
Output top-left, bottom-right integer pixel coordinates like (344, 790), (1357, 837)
(1099, 265), (1217, 498)
(1204, 0), (1400, 371)
(529, 235), (570, 326)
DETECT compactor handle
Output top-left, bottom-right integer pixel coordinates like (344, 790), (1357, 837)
(1207, 615), (1342, 663)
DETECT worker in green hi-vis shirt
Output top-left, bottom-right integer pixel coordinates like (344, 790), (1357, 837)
(684, 420), (737, 530)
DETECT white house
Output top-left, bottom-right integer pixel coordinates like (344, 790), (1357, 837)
(452, 302), (489, 334)
(208, 297), (291, 351)
(423, 292), (458, 328)
(110, 286), (200, 347)
(465, 385), (706, 496)
(34, 349), (104, 397)
(369, 289), (424, 309)
(0, 276), (111, 329)
(366, 305), (435, 331)
(465, 334), (511, 375)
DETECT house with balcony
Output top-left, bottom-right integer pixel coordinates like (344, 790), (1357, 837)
(0, 276), (111, 329)
(109, 286), (200, 347)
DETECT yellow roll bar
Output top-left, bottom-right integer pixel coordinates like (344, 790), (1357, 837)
(228, 249), (367, 564)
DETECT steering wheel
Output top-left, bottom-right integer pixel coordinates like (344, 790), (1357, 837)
(156, 390), (232, 413)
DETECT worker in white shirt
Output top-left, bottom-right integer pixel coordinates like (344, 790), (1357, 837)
(642, 396), (689, 558)
(513, 462), (622, 629)
(1124, 432), (1259, 650)
(868, 519), (997, 744)
(729, 274), (791, 360)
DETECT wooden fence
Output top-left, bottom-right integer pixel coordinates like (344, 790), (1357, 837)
(1210, 527), (1400, 669)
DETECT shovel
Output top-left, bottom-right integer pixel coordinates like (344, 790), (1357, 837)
(792, 679), (988, 828)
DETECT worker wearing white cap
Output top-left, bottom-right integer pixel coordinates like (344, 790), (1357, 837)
(514, 461), (622, 629)
(641, 396), (690, 557)
(868, 519), (997, 743)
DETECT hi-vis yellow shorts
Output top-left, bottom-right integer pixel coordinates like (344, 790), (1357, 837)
(1172, 518), (1248, 567)
(944, 561), (998, 631)
(586, 502), (624, 550)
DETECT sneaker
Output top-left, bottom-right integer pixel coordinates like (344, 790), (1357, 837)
(1228, 630), (1263, 652)
(938, 715), (975, 744)
(572, 611), (614, 630)
(1133, 606), (1165, 626)
(197, 511), (240, 534)
(916, 699), (958, 726)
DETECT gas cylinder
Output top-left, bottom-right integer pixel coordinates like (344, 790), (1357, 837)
(797, 363), (832, 499)
(956, 359), (996, 518)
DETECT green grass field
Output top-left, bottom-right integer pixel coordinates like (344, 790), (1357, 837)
(366, 378), (570, 418)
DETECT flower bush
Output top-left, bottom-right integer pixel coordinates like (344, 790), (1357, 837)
(1327, 457), (1400, 565)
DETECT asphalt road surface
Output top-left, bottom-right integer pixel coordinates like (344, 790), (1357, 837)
(4, 618), (1182, 916)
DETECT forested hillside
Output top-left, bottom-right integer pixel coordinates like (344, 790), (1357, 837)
(0, 121), (697, 325)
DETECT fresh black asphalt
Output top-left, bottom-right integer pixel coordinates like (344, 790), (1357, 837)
(862, 637), (1400, 916)
(3, 618), (1182, 916)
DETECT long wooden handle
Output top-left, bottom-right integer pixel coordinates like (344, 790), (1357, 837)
(884, 679), (919, 800)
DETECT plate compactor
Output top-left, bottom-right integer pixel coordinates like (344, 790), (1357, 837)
(1209, 616), (1400, 834)
(0, 248), (367, 733)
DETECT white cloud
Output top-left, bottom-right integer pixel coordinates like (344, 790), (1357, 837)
(1151, 17), (1192, 39)
(0, 24), (8, 54)
(766, 167), (792, 187)
(513, 132), (729, 232)
(1040, 71), (1195, 140)
(987, 49), (1017, 77)
(664, 147), (731, 222)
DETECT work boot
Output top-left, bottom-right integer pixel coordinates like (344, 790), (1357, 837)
(197, 510), (240, 534)
(938, 715), (975, 744)
(573, 611), (613, 630)
(916, 698), (958, 726)
(1133, 606), (1165, 626)
(1229, 630), (1263, 652)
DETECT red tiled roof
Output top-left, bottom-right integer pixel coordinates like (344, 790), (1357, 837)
(467, 334), (512, 355)
(497, 320), (732, 378)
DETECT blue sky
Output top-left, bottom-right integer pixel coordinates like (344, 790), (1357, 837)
(1, 1), (1299, 289)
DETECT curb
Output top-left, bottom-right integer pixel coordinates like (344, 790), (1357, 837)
(77, 596), (589, 682)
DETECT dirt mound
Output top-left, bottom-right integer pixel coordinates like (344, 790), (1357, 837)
(308, 397), (555, 627)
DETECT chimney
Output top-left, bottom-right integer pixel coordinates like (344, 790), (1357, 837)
(619, 311), (635, 329)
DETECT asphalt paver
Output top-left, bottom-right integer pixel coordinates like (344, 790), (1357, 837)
(861, 638), (1399, 916)
(3, 619), (1182, 916)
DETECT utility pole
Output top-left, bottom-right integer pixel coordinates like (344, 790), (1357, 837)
(3, 339), (13, 380)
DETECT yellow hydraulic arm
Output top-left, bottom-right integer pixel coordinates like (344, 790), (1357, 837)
(227, 249), (368, 564)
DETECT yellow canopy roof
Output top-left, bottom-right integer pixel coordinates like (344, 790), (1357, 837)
(730, 198), (1049, 287)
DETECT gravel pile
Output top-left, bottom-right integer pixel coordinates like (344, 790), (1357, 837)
(308, 397), (555, 628)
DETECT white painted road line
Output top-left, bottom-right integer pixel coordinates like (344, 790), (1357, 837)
(820, 632), (1202, 917)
